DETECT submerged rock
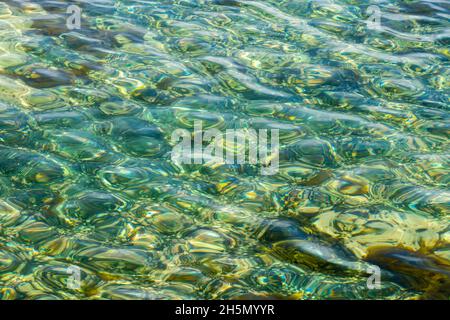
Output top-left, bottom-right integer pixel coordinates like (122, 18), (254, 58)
(365, 247), (450, 299)
(60, 190), (128, 219)
(280, 138), (339, 168)
(20, 67), (73, 88)
(256, 218), (367, 275)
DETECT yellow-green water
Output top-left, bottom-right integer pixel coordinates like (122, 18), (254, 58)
(0, 0), (449, 300)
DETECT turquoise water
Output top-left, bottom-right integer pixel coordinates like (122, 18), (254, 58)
(0, 0), (449, 300)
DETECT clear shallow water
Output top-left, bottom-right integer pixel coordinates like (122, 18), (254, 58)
(0, 0), (449, 300)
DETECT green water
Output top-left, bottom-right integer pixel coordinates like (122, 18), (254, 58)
(0, 0), (449, 300)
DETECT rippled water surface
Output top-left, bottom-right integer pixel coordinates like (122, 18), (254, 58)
(0, 0), (449, 300)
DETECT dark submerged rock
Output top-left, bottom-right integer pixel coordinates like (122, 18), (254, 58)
(365, 247), (450, 299)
